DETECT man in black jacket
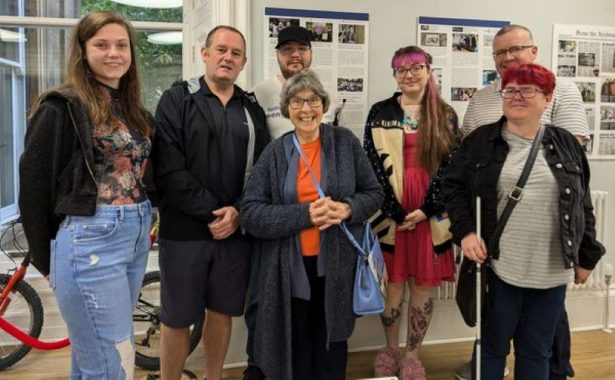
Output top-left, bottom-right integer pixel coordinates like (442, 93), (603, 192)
(153, 25), (269, 380)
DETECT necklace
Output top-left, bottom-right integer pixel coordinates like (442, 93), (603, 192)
(400, 103), (420, 133)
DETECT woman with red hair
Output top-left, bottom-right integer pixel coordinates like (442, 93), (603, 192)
(443, 63), (604, 379)
(364, 46), (460, 379)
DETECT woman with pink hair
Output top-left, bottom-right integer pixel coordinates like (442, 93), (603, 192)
(364, 46), (461, 379)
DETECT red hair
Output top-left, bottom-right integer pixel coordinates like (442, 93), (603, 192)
(501, 63), (556, 96)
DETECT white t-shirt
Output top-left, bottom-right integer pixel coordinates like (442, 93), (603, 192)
(461, 78), (589, 139)
(252, 76), (292, 140)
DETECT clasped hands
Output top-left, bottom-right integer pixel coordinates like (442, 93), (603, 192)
(398, 209), (427, 231)
(309, 197), (352, 230)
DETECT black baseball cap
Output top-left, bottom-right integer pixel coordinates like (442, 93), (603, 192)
(275, 25), (311, 49)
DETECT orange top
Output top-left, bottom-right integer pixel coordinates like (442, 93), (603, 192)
(297, 138), (322, 256)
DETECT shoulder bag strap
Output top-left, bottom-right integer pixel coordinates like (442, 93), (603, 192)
(292, 134), (366, 256)
(488, 125), (545, 258)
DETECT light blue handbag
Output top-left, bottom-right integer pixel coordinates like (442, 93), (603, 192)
(292, 134), (386, 315)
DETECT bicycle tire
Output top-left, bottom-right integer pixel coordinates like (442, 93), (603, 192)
(134, 271), (203, 370)
(0, 273), (44, 370)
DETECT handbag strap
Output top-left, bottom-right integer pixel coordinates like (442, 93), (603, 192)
(488, 124), (545, 259)
(292, 134), (367, 257)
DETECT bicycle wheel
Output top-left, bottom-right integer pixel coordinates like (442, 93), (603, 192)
(0, 273), (44, 370)
(134, 271), (204, 370)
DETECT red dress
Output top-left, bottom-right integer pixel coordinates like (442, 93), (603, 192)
(383, 132), (456, 286)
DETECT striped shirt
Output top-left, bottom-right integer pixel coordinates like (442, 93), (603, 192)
(491, 128), (573, 288)
(461, 78), (589, 139)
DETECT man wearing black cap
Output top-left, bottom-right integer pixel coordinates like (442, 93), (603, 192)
(252, 25), (313, 139)
(242, 25), (313, 380)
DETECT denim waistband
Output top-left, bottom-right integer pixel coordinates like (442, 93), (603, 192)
(85, 200), (151, 220)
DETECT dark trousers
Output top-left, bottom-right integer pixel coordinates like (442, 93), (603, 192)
(243, 246), (264, 380)
(291, 256), (348, 380)
(473, 270), (566, 380)
(549, 311), (574, 379)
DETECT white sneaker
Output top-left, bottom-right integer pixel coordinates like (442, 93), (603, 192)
(455, 361), (510, 379)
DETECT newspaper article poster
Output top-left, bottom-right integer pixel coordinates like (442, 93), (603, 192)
(417, 17), (509, 123)
(553, 24), (615, 158)
(264, 7), (369, 137)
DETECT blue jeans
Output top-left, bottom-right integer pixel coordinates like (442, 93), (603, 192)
(52, 201), (151, 379)
(474, 269), (566, 380)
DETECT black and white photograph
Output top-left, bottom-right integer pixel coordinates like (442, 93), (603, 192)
(337, 77), (364, 92)
(600, 105), (615, 130)
(578, 52), (596, 67)
(268, 17), (300, 38)
(557, 65), (577, 77)
(452, 33), (478, 52)
(421, 32), (447, 47)
(338, 24), (365, 44)
(575, 82), (596, 103)
(558, 40), (577, 53)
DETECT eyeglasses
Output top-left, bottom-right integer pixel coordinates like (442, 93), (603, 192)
(499, 87), (543, 99)
(492, 45), (534, 59)
(289, 95), (322, 109)
(278, 46), (311, 56)
(393, 64), (425, 77)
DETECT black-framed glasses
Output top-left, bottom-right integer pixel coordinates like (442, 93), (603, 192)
(289, 95), (322, 109)
(492, 45), (534, 59)
(393, 64), (425, 77)
(499, 87), (543, 99)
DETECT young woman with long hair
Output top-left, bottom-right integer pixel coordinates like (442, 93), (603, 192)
(364, 46), (461, 380)
(19, 11), (153, 378)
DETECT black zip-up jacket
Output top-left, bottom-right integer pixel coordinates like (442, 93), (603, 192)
(19, 90), (100, 276)
(442, 117), (605, 270)
(153, 77), (270, 240)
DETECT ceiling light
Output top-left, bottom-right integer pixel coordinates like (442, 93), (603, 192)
(147, 31), (182, 45)
(112, 0), (182, 8)
(0, 28), (27, 43)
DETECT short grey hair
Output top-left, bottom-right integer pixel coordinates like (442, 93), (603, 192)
(280, 69), (330, 118)
(494, 24), (534, 44)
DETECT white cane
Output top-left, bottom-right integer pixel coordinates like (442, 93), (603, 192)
(475, 196), (482, 380)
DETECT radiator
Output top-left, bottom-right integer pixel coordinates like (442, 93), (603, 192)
(569, 190), (609, 290)
(436, 190), (609, 301)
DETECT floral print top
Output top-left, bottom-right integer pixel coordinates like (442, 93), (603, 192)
(93, 84), (151, 205)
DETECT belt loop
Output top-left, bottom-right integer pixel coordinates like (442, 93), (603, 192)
(119, 206), (125, 222)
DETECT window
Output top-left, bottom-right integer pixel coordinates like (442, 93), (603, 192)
(0, 0), (182, 222)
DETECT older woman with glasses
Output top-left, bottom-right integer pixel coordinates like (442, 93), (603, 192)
(241, 69), (383, 380)
(443, 63), (605, 379)
(364, 45), (461, 380)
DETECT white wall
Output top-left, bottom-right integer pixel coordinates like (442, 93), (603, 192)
(249, 0), (615, 266)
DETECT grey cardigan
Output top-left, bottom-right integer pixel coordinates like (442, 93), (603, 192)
(241, 124), (384, 380)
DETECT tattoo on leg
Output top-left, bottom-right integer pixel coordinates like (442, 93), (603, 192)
(407, 298), (434, 352)
(380, 307), (401, 327)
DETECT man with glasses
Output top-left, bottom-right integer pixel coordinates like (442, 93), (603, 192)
(456, 24), (587, 380)
(462, 24), (589, 144)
